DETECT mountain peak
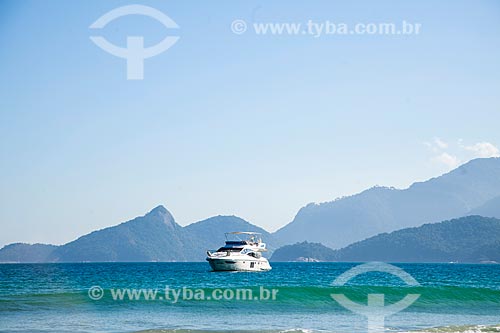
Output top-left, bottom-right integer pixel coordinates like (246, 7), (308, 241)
(144, 205), (177, 228)
(148, 205), (168, 215)
(450, 157), (500, 174)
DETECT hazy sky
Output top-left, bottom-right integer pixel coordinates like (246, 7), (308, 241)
(1, 0), (500, 247)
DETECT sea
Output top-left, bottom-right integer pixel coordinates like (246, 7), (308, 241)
(0, 262), (499, 333)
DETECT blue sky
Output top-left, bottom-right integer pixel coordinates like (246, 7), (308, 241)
(1, 0), (500, 246)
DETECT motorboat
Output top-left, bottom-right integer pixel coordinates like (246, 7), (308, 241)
(206, 232), (272, 271)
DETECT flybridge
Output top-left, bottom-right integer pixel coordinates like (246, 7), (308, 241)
(224, 232), (263, 244)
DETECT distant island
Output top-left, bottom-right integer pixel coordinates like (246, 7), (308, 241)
(1, 158), (500, 263)
(270, 241), (336, 262)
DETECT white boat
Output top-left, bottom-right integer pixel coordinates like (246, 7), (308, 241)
(206, 232), (272, 271)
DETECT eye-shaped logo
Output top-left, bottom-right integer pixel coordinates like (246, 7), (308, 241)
(89, 5), (180, 80)
(331, 262), (420, 333)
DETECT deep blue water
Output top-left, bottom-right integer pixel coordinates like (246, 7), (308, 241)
(0, 262), (499, 332)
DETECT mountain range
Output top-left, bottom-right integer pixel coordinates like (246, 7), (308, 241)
(275, 158), (500, 248)
(1, 157), (500, 263)
(270, 216), (500, 263)
(0, 207), (279, 262)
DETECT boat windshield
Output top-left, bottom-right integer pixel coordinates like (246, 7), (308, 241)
(216, 247), (243, 252)
(225, 240), (248, 246)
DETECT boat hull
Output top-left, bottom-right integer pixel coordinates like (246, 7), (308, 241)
(206, 257), (272, 272)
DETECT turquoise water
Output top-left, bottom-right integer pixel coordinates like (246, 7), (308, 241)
(0, 263), (499, 332)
